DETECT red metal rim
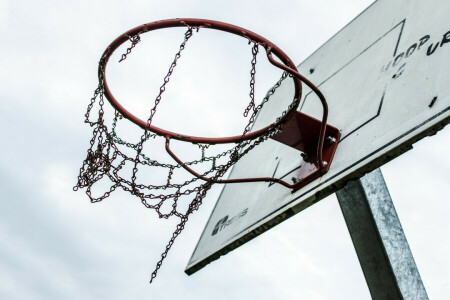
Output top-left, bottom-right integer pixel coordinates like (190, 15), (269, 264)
(100, 18), (302, 144)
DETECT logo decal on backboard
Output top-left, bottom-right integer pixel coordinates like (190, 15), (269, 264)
(212, 208), (248, 236)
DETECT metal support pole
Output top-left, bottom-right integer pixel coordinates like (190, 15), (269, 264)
(336, 168), (428, 299)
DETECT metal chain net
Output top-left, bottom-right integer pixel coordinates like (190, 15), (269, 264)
(74, 26), (293, 283)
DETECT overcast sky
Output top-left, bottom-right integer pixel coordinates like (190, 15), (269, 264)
(1, 0), (449, 299)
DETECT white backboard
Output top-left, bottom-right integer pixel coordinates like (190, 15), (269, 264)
(186, 0), (450, 274)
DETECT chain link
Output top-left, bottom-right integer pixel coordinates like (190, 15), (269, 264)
(243, 43), (259, 117)
(119, 34), (142, 62)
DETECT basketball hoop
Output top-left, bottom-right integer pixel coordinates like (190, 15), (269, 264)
(74, 18), (339, 283)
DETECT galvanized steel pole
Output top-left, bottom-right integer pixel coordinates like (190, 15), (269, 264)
(336, 168), (428, 299)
